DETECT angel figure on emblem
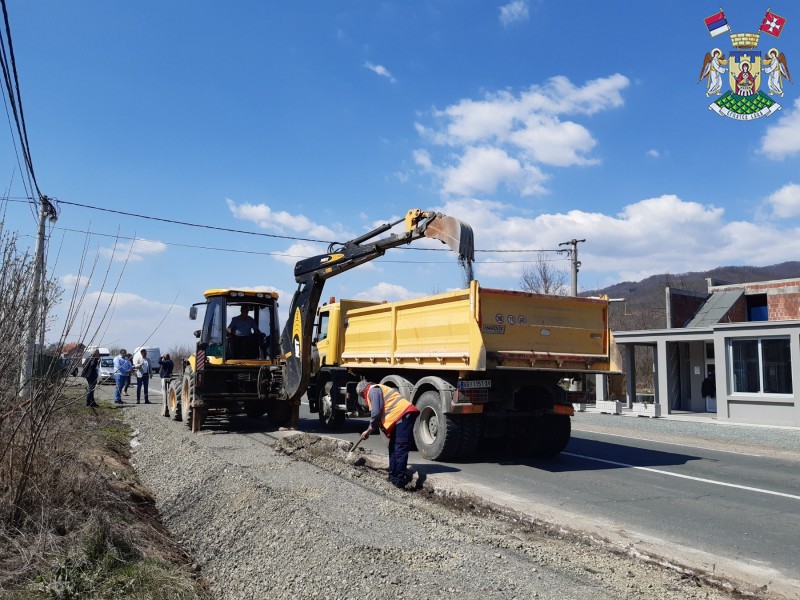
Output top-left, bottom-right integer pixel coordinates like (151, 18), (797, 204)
(763, 48), (791, 97)
(699, 49), (728, 97)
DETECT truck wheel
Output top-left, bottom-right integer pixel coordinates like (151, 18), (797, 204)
(318, 382), (345, 429)
(534, 414), (571, 457)
(182, 369), (194, 430)
(267, 402), (292, 426)
(458, 416), (481, 458)
(509, 418), (537, 458)
(413, 391), (461, 461)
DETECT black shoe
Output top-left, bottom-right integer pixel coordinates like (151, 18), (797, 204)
(114, 400), (123, 404)
(136, 400), (140, 404)
(89, 403), (99, 407)
(144, 401), (151, 404)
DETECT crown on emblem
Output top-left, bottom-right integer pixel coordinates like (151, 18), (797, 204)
(729, 32), (760, 48)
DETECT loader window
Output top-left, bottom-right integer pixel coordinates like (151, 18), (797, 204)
(202, 297), (224, 357)
(227, 302), (276, 360)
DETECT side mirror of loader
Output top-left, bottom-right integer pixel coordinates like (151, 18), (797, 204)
(189, 306), (198, 320)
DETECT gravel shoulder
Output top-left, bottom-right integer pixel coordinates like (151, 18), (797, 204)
(117, 394), (771, 600)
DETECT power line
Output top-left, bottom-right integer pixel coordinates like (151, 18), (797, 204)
(54, 198), (574, 255)
(0, 0), (41, 199)
(54, 225), (572, 265)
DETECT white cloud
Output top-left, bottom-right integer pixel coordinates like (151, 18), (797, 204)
(441, 146), (547, 196)
(364, 61), (396, 83)
(499, 0), (529, 26)
(226, 199), (349, 241)
(99, 238), (167, 262)
(646, 149), (660, 158)
(760, 98), (800, 158)
(354, 282), (423, 302)
(61, 273), (90, 288)
(765, 182), (800, 218)
(414, 74), (629, 197)
(432, 194), (800, 285)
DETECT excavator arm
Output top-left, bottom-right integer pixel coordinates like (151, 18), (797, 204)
(280, 209), (474, 403)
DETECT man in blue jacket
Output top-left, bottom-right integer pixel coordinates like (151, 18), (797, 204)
(113, 349), (132, 404)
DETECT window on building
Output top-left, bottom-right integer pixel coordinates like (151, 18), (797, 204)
(746, 294), (768, 321)
(730, 337), (792, 394)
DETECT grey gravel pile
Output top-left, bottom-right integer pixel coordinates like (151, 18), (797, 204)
(118, 394), (741, 600)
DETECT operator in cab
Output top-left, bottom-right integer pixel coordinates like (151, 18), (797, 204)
(227, 306), (262, 359)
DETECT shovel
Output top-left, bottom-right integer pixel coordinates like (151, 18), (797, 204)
(345, 436), (365, 465)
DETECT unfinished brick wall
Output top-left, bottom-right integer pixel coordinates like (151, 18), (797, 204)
(720, 297), (747, 323)
(710, 280), (800, 322)
(768, 292), (800, 320)
(669, 293), (707, 327)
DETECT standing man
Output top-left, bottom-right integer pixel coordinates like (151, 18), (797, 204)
(113, 349), (132, 405)
(134, 349), (152, 404)
(81, 349), (101, 407)
(357, 380), (420, 489)
(158, 353), (175, 405)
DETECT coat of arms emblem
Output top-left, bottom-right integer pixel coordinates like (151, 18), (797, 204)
(699, 8), (791, 120)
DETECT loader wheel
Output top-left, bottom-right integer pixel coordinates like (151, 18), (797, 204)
(267, 402), (292, 426)
(182, 369), (194, 430)
(413, 391), (462, 461)
(245, 401), (267, 419)
(318, 381), (345, 429)
(161, 378), (172, 417)
(169, 380), (182, 421)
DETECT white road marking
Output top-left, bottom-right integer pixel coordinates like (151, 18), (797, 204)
(573, 429), (762, 457)
(563, 452), (800, 500)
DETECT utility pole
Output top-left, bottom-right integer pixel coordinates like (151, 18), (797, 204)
(558, 238), (585, 296)
(20, 195), (57, 397)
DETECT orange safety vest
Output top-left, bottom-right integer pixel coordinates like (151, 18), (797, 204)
(364, 384), (418, 434)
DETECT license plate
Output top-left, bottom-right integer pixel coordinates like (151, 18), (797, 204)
(458, 380), (491, 390)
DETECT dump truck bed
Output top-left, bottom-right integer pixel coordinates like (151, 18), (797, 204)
(339, 280), (617, 373)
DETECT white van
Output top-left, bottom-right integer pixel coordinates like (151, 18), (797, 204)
(133, 347), (161, 378)
(98, 356), (115, 383)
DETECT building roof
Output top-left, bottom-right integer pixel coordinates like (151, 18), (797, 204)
(685, 290), (742, 328)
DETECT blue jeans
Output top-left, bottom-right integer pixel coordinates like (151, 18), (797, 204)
(137, 375), (149, 402)
(114, 374), (126, 402)
(388, 412), (418, 486)
(86, 378), (97, 406)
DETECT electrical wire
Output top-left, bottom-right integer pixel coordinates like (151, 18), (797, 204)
(0, 0), (40, 201)
(53, 226), (572, 265)
(54, 198), (571, 255)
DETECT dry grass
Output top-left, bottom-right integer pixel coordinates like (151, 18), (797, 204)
(0, 385), (210, 599)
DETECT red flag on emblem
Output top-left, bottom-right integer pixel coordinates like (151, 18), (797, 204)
(760, 10), (787, 37)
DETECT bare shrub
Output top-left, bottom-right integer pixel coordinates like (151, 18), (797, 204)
(518, 251), (569, 295)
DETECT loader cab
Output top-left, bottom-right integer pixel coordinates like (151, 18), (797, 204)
(193, 289), (280, 364)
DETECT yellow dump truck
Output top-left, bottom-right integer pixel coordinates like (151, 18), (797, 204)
(308, 280), (622, 460)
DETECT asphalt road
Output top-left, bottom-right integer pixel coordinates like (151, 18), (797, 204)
(296, 401), (800, 591)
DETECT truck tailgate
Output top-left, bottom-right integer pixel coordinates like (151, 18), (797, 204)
(479, 287), (610, 370)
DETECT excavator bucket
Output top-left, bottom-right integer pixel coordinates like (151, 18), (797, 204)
(424, 214), (475, 262)
(424, 214), (475, 282)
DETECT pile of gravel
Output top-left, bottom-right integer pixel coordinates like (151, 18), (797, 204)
(120, 397), (742, 600)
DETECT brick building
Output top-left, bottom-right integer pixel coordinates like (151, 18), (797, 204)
(611, 277), (800, 427)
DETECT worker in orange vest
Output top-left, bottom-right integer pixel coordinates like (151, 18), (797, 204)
(357, 380), (420, 489)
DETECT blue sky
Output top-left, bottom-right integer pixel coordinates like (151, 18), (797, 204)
(3, 1), (800, 352)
